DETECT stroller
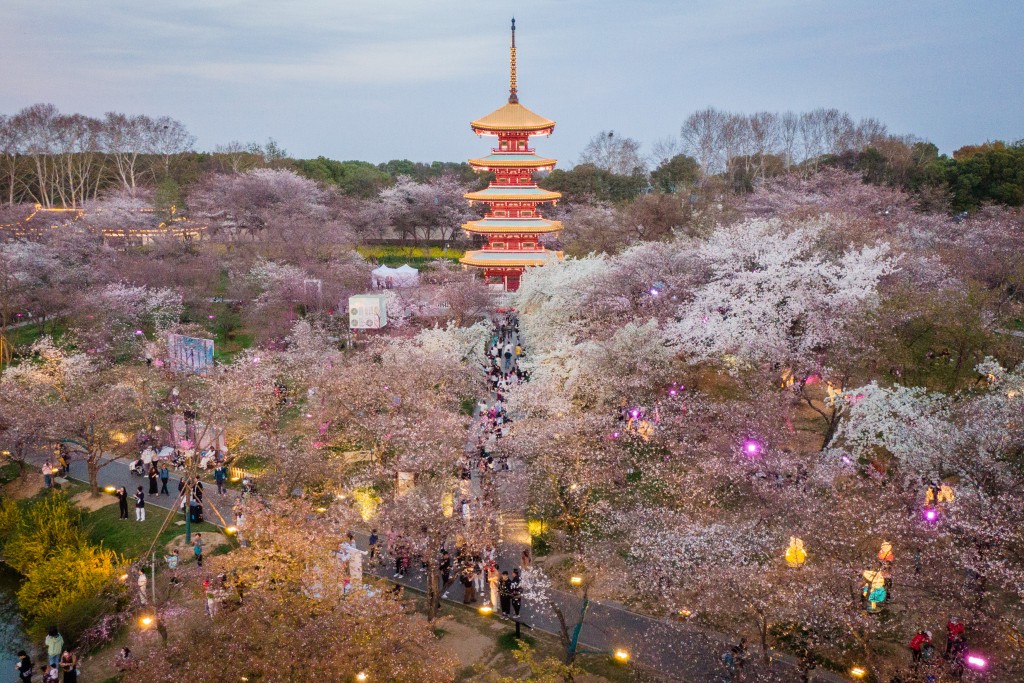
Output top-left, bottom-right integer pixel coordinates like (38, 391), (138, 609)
(129, 459), (146, 476)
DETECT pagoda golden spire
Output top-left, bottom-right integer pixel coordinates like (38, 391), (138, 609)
(509, 17), (518, 104)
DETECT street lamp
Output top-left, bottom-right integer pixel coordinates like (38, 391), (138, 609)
(613, 649), (630, 663)
(355, 673), (368, 682)
(139, 614), (155, 628)
(849, 666), (866, 678)
(569, 576), (583, 586)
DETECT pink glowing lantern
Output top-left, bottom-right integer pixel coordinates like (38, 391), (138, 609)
(649, 288), (659, 296)
(966, 654), (987, 669)
(134, 329), (144, 336)
(742, 439), (763, 457)
(668, 389), (678, 396)
(630, 409), (640, 419)
(923, 507), (939, 523)
(612, 432), (621, 439)
(208, 314), (216, 319)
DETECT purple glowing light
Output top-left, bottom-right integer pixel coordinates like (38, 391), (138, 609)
(630, 410), (640, 419)
(650, 288), (659, 296)
(743, 439), (763, 457)
(208, 314), (216, 319)
(669, 389), (678, 396)
(924, 508), (938, 522)
(612, 432), (621, 439)
(134, 329), (144, 336)
(966, 655), (987, 669)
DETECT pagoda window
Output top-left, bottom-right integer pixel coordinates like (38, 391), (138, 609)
(491, 242), (505, 249)
(517, 140), (526, 151)
(500, 141), (509, 150)
(522, 210), (534, 217)
(523, 242), (536, 249)
(493, 210), (507, 217)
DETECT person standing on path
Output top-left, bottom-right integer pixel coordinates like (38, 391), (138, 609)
(147, 464), (159, 495)
(165, 550), (180, 584)
(488, 565), (501, 610)
(15, 650), (33, 681)
(58, 649), (77, 683)
(42, 461), (53, 489)
(159, 463), (170, 496)
(137, 570), (148, 604)
(44, 628), (63, 666)
(368, 529), (379, 562)
(134, 486), (145, 522)
(510, 568), (522, 618)
(498, 570), (512, 618)
(117, 486), (129, 519)
(214, 464), (227, 495)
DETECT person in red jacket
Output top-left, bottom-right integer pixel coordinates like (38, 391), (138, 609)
(945, 617), (965, 656)
(909, 630), (932, 668)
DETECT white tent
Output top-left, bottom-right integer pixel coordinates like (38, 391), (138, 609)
(371, 263), (419, 289)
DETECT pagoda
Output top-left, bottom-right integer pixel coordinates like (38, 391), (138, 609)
(460, 19), (563, 292)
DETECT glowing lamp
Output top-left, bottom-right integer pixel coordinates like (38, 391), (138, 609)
(923, 507), (939, 523)
(139, 615), (154, 627)
(119, 574), (129, 581)
(356, 673), (369, 682)
(105, 485), (117, 494)
(478, 604), (493, 615)
(669, 389), (677, 396)
(612, 432), (621, 439)
(134, 329), (144, 336)
(225, 526), (237, 534)
(742, 439), (763, 457)
(208, 314), (216, 319)
(649, 288), (659, 296)
(613, 649), (630, 663)
(849, 666), (866, 678)
(966, 655), (987, 669)
(315, 507), (328, 513)
(630, 409), (640, 419)
(785, 537), (807, 568)
(570, 576), (583, 586)
(230, 476), (241, 482)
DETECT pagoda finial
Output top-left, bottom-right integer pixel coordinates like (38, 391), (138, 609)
(509, 17), (519, 104)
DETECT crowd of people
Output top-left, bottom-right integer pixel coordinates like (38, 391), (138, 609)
(14, 629), (77, 683)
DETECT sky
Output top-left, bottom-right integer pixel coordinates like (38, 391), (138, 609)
(2, 0), (1022, 165)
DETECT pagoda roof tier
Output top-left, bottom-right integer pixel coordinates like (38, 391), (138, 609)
(460, 249), (564, 268)
(464, 185), (561, 202)
(463, 218), (562, 234)
(471, 102), (555, 135)
(468, 153), (557, 170)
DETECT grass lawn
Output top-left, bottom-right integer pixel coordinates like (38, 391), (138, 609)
(83, 502), (225, 560)
(357, 244), (464, 267)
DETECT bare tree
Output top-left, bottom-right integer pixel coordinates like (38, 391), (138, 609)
(579, 130), (646, 175)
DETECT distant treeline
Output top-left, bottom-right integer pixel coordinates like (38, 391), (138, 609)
(2, 103), (1021, 214)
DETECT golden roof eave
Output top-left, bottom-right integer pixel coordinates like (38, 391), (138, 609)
(471, 102), (555, 134)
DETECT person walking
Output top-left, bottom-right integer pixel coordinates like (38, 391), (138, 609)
(521, 548), (532, 569)
(214, 464), (227, 495)
(44, 627), (63, 666)
(58, 649), (78, 683)
(42, 460), (53, 489)
(148, 464), (159, 495)
(134, 486), (145, 522)
(498, 570), (512, 618)
(159, 463), (170, 496)
(510, 568), (522, 618)
(117, 486), (129, 519)
(194, 534), (204, 568)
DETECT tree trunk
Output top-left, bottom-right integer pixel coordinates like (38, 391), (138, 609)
(88, 456), (100, 495)
(426, 564), (441, 622)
